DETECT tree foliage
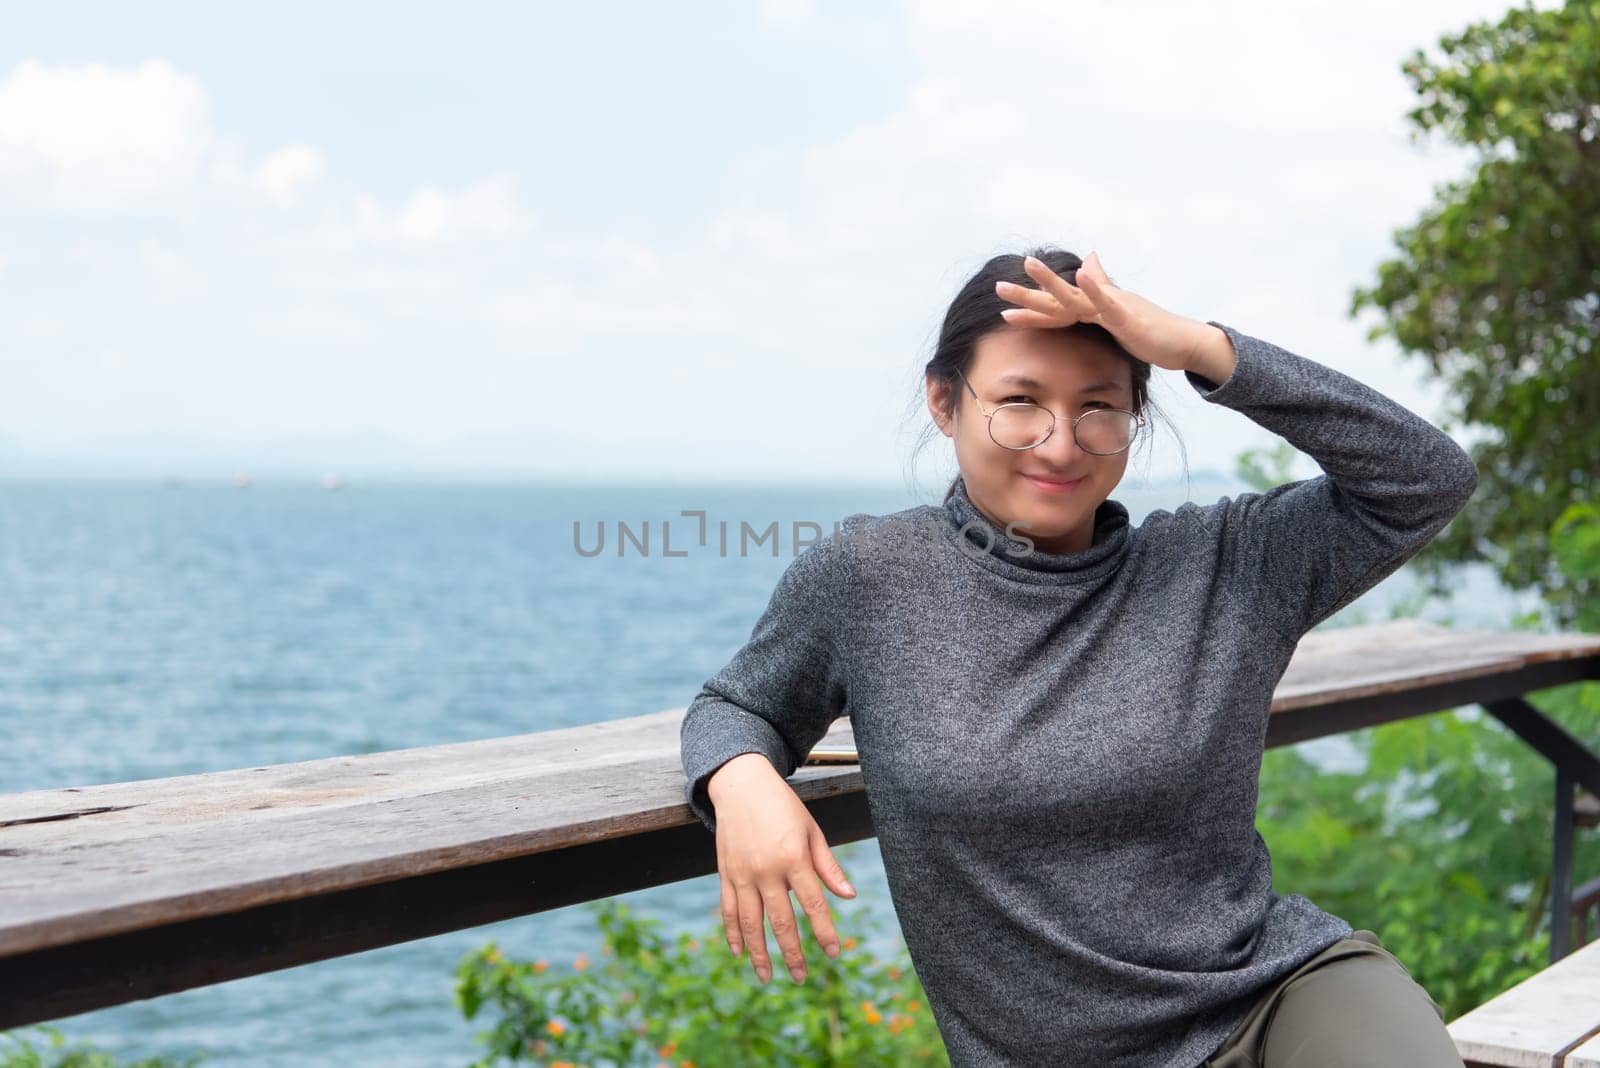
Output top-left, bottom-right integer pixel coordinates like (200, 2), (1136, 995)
(1349, 0), (1600, 626)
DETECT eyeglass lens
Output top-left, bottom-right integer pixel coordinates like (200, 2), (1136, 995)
(990, 405), (1136, 453)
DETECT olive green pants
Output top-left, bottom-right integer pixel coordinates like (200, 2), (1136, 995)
(1203, 930), (1464, 1067)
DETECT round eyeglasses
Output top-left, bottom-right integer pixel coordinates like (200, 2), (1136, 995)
(953, 368), (1143, 454)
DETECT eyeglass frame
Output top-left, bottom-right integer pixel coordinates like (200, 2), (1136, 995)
(951, 367), (1146, 455)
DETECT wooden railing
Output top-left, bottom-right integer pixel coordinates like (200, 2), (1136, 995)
(2, 619), (1598, 1031)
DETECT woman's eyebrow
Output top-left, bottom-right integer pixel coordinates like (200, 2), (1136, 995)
(995, 372), (1125, 395)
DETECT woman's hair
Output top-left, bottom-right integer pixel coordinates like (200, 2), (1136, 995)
(904, 245), (1190, 503)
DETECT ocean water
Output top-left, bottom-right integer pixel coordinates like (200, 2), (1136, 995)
(0, 477), (1533, 1066)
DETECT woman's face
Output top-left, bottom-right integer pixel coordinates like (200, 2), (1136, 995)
(929, 325), (1135, 555)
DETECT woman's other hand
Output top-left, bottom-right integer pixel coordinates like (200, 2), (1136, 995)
(994, 250), (1232, 378)
(706, 752), (858, 984)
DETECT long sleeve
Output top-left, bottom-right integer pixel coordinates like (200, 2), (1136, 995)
(1187, 321), (1479, 644)
(679, 528), (852, 834)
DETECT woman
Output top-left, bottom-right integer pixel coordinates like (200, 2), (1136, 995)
(679, 247), (1474, 1067)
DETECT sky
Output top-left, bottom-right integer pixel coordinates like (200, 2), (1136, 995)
(0, 0), (1539, 489)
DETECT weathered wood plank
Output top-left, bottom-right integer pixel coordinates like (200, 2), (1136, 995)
(0, 792), (878, 1026)
(1275, 620), (1600, 711)
(1567, 1029), (1600, 1068)
(1446, 938), (1600, 1068)
(0, 711), (864, 957)
(0, 620), (1596, 1029)
(1, 621), (1596, 961)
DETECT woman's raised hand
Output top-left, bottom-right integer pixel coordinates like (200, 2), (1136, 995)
(994, 251), (1224, 375)
(705, 752), (857, 984)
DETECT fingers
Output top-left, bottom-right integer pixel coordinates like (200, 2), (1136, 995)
(1001, 307), (1084, 328)
(717, 821), (856, 987)
(1084, 249), (1117, 287)
(999, 257), (1102, 330)
(721, 875), (743, 957)
(811, 832), (857, 901)
(759, 880), (812, 984)
(1022, 255), (1100, 316)
(995, 277), (1068, 318)
(735, 878), (775, 982)
(1070, 251), (1124, 319)
(788, 864), (843, 963)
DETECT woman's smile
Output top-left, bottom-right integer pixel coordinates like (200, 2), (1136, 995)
(1023, 472), (1087, 494)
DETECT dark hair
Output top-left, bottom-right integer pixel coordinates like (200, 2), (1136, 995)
(904, 245), (1189, 503)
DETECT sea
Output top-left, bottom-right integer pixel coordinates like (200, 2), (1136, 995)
(0, 476), (1539, 1066)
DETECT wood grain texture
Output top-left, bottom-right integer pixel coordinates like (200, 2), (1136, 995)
(1274, 619), (1600, 712)
(1445, 938), (1600, 1067)
(2, 620), (1597, 964)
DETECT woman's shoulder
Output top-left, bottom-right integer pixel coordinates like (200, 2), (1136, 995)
(1131, 482), (1329, 558)
(1131, 494), (1246, 552)
(827, 503), (947, 567)
(1134, 497), (1213, 531)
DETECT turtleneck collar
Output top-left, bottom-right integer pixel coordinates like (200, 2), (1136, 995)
(942, 474), (1132, 584)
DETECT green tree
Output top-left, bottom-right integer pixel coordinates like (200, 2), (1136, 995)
(1348, 0), (1600, 628)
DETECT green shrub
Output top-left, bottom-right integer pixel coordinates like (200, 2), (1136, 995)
(0, 1027), (201, 1068)
(453, 896), (947, 1067)
(1259, 500), (1600, 1019)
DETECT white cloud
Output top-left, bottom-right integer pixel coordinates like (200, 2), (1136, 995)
(252, 144), (324, 208)
(0, 57), (210, 213)
(349, 172), (530, 243)
(0, 2), (1553, 485)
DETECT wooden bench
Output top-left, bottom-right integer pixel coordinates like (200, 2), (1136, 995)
(1, 619), (1598, 1030)
(1448, 936), (1600, 1067)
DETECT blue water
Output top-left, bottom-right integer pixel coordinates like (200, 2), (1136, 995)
(0, 477), (1533, 1066)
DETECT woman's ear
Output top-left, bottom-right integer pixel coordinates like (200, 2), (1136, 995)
(926, 374), (956, 438)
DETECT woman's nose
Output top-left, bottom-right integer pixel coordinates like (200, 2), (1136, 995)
(1035, 415), (1085, 465)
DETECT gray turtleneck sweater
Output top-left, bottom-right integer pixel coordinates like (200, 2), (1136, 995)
(679, 321), (1478, 1067)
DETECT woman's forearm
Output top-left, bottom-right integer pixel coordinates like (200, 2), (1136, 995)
(1184, 323), (1239, 390)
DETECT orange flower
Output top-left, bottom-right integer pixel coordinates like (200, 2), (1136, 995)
(483, 947), (502, 963)
(859, 1000), (875, 1015)
(658, 1041), (678, 1056)
(575, 953), (588, 971)
(865, 1010), (882, 1025)
(908, 1000), (922, 1013)
(687, 938), (701, 951)
(551, 1063), (575, 1068)
(842, 937), (858, 950)
(533, 960), (549, 974)
(887, 966), (902, 980)
(546, 1020), (566, 1037)
(679, 1061), (696, 1068)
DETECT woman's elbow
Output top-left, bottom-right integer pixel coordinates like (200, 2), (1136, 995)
(1430, 436), (1479, 512)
